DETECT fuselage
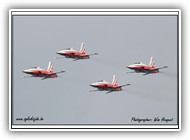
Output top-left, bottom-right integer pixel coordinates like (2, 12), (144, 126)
(127, 62), (158, 73)
(57, 48), (89, 59)
(23, 67), (57, 78)
(90, 80), (121, 91)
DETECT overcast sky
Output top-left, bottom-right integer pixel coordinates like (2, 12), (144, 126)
(12, 15), (178, 125)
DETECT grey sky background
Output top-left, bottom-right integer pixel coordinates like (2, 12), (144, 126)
(13, 15), (178, 124)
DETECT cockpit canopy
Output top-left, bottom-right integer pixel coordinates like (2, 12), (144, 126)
(31, 66), (37, 69)
(31, 66), (41, 69)
(97, 80), (104, 82)
(64, 48), (71, 50)
(134, 62), (143, 64)
(134, 62), (142, 64)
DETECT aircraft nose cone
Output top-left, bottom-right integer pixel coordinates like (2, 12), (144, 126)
(90, 84), (94, 87)
(57, 50), (66, 55)
(56, 51), (61, 54)
(23, 69), (31, 74)
(23, 70), (27, 73)
(127, 65), (133, 69)
(90, 83), (97, 87)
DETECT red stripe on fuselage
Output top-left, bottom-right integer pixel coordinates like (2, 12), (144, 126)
(64, 51), (89, 59)
(65, 51), (85, 56)
(31, 69), (53, 75)
(95, 83), (121, 91)
(133, 65), (155, 70)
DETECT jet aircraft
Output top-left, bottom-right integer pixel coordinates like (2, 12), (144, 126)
(90, 75), (130, 94)
(23, 61), (65, 80)
(127, 57), (168, 75)
(56, 43), (98, 61)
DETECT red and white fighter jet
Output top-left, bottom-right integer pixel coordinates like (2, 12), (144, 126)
(23, 61), (65, 80)
(127, 57), (168, 75)
(56, 43), (98, 61)
(90, 75), (130, 94)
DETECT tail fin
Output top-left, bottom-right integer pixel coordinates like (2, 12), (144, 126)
(79, 43), (86, 54)
(149, 57), (155, 68)
(47, 61), (53, 72)
(112, 75), (118, 86)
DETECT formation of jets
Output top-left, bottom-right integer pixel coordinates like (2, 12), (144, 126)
(23, 42), (168, 94)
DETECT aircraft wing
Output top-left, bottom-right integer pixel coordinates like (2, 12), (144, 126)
(41, 71), (65, 80)
(143, 72), (151, 76)
(72, 55), (87, 61)
(89, 88), (115, 94)
(73, 58), (82, 61)
(106, 90), (114, 94)
(41, 77), (50, 80)
(72, 53), (98, 61)
(105, 84), (131, 94)
(143, 66), (168, 76)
